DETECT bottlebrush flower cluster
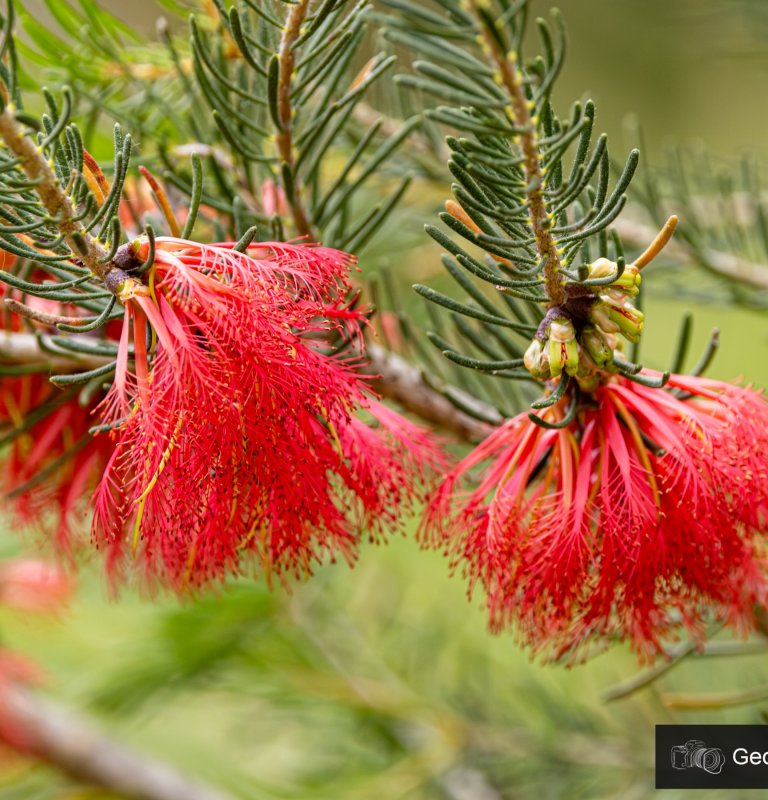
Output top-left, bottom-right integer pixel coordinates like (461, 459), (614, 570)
(0, 240), (442, 591)
(0, 372), (111, 547)
(419, 198), (768, 661)
(0, 282), (112, 546)
(424, 370), (768, 662)
(90, 238), (443, 588)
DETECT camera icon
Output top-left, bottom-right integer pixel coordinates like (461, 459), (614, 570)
(671, 740), (725, 775)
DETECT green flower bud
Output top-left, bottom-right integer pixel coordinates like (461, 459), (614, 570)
(587, 257), (616, 279)
(587, 257), (641, 295)
(547, 317), (579, 377)
(602, 295), (644, 343)
(591, 296), (644, 343)
(590, 301), (621, 334)
(613, 264), (641, 295)
(524, 337), (550, 379)
(576, 369), (602, 392)
(580, 324), (614, 367)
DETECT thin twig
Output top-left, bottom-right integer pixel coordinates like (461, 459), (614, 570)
(0, 106), (141, 297)
(469, 3), (564, 305)
(276, 0), (313, 237)
(0, 108), (107, 276)
(363, 342), (500, 441)
(0, 330), (107, 369)
(662, 682), (768, 711)
(4, 298), (91, 327)
(0, 327), (498, 441)
(601, 639), (699, 703)
(1, 684), (235, 800)
(270, 7), (501, 439)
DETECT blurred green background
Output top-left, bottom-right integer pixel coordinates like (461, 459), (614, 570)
(4, 1), (768, 799)
(90, 0), (768, 159)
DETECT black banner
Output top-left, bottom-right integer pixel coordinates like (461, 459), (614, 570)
(656, 725), (768, 789)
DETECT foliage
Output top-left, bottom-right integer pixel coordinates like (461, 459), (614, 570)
(0, 0), (768, 797)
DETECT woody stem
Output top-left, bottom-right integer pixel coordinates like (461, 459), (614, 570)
(0, 106), (137, 297)
(1, 683), (233, 800)
(276, 0), (314, 238)
(468, 1), (565, 306)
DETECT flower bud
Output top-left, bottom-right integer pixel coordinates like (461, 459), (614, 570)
(524, 337), (551, 379)
(603, 288), (628, 305)
(575, 369), (602, 392)
(588, 257), (641, 295)
(587, 257), (616, 279)
(591, 297), (644, 343)
(614, 264), (641, 295)
(547, 317), (579, 377)
(580, 324), (614, 367)
(590, 301), (620, 334)
(604, 297), (644, 343)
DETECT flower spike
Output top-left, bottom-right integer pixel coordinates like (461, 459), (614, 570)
(87, 237), (445, 589)
(423, 373), (768, 663)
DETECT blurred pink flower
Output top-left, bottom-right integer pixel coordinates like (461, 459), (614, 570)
(0, 560), (72, 614)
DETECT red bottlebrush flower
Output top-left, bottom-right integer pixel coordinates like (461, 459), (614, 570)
(93, 238), (443, 589)
(1, 372), (114, 547)
(0, 271), (115, 545)
(424, 373), (768, 663)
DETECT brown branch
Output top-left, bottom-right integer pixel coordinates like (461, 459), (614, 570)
(470, 3), (564, 306)
(0, 107), (108, 277)
(662, 682), (768, 711)
(275, 0), (313, 238)
(271, 5), (501, 440)
(0, 327), (499, 441)
(0, 105), (141, 297)
(0, 330), (107, 369)
(363, 342), (501, 442)
(1, 684), (234, 800)
(3, 298), (92, 327)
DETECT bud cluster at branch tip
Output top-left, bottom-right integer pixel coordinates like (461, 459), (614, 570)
(524, 215), (678, 388)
